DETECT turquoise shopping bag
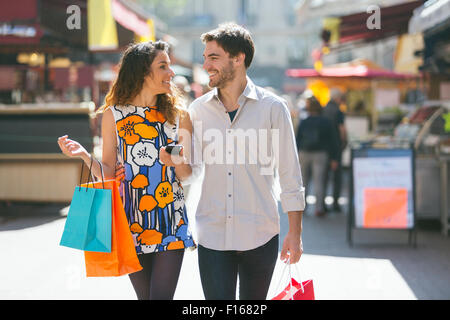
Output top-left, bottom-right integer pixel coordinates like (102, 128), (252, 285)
(60, 159), (112, 252)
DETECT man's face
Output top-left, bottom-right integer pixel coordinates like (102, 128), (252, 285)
(202, 40), (236, 88)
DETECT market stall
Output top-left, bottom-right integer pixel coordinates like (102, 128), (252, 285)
(286, 59), (421, 166)
(393, 101), (450, 234)
(350, 100), (450, 233)
(0, 102), (95, 202)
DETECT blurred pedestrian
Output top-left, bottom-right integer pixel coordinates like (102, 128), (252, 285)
(322, 88), (347, 212)
(296, 95), (339, 217)
(173, 75), (193, 106)
(57, 40), (196, 300)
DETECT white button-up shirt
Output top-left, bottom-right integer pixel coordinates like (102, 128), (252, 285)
(188, 77), (305, 251)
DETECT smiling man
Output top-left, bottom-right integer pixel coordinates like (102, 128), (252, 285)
(188, 23), (306, 300)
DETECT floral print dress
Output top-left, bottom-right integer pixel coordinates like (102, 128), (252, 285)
(109, 105), (195, 254)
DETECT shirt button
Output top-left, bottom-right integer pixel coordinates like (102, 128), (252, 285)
(228, 194), (232, 197)
(228, 172), (231, 176)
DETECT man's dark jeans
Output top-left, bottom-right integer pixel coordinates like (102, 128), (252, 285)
(198, 234), (279, 300)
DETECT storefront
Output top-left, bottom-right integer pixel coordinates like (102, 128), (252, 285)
(286, 59), (449, 229)
(407, 0), (450, 234)
(0, 0), (171, 203)
(286, 58), (420, 139)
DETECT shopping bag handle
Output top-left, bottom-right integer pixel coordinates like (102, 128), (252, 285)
(93, 158), (106, 189)
(79, 156), (94, 192)
(275, 256), (304, 300)
(78, 156), (106, 190)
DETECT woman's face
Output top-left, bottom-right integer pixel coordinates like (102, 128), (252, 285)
(144, 50), (175, 95)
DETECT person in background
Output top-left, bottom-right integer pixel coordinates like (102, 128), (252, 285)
(296, 95), (339, 217)
(322, 88), (347, 212)
(57, 41), (196, 300)
(173, 75), (193, 106)
(189, 22), (306, 300)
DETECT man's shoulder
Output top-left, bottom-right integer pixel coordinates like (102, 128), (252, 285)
(188, 91), (215, 119)
(250, 86), (289, 116)
(190, 90), (215, 108)
(254, 85), (286, 104)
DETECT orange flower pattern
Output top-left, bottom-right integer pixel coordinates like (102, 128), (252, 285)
(116, 115), (145, 145)
(109, 105), (194, 254)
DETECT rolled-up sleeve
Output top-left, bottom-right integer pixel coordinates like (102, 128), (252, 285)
(272, 99), (306, 213)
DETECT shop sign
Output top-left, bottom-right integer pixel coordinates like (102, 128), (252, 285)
(0, 24), (36, 37)
(352, 152), (414, 229)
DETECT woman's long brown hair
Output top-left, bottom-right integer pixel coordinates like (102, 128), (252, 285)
(97, 41), (181, 124)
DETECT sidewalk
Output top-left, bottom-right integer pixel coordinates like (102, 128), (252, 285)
(0, 175), (449, 299)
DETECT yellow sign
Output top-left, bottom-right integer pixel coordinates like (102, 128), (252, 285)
(135, 19), (156, 43)
(307, 80), (329, 106)
(88, 0), (118, 51)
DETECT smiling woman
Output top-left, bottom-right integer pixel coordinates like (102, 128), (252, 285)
(57, 40), (196, 300)
(97, 41), (181, 125)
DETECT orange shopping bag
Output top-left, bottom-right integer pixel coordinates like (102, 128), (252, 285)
(82, 179), (142, 277)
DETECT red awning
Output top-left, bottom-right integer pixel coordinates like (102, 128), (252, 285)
(0, 0), (42, 45)
(286, 65), (417, 79)
(111, 0), (150, 37)
(0, 0), (37, 21)
(337, 0), (423, 44)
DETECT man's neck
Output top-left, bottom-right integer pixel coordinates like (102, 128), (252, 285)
(217, 74), (247, 112)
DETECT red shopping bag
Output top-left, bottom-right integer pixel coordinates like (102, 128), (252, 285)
(272, 260), (315, 300)
(272, 278), (315, 300)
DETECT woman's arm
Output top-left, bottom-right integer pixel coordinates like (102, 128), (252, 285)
(57, 108), (117, 181)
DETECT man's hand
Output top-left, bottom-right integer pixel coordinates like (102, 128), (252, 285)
(280, 232), (303, 264)
(280, 211), (303, 264)
(330, 160), (338, 171)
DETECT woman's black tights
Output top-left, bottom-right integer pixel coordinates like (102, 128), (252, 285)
(128, 249), (184, 300)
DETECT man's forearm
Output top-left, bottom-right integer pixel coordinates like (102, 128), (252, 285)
(287, 211), (303, 236)
(174, 163), (193, 182)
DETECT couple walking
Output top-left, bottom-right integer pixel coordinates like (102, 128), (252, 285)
(58, 23), (306, 300)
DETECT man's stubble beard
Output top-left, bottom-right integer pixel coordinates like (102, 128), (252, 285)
(209, 61), (236, 89)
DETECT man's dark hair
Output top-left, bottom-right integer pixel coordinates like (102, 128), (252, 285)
(201, 22), (255, 69)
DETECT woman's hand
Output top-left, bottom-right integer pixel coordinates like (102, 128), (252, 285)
(115, 162), (125, 182)
(57, 135), (88, 159)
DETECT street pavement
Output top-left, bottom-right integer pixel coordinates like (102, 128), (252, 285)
(1, 171), (449, 300)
